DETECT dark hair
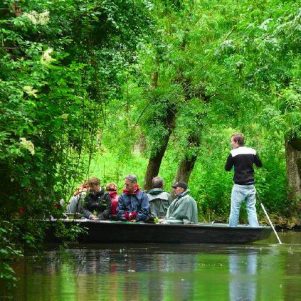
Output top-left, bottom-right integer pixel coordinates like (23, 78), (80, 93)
(172, 181), (188, 190)
(125, 174), (137, 183)
(152, 176), (164, 189)
(231, 133), (245, 146)
(88, 177), (100, 186)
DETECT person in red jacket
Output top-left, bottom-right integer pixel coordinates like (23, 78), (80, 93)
(106, 182), (119, 220)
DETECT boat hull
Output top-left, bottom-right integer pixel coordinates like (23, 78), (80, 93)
(45, 220), (272, 244)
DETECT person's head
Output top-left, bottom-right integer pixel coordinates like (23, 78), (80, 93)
(172, 181), (188, 196)
(73, 180), (88, 196)
(231, 133), (244, 149)
(124, 174), (137, 193)
(151, 176), (164, 189)
(87, 177), (101, 193)
(80, 180), (89, 190)
(106, 182), (117, 192)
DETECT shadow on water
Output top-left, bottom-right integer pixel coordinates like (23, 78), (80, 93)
(4, 231), (301, 301)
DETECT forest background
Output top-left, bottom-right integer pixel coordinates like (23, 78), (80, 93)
(0, 0), (301, 287)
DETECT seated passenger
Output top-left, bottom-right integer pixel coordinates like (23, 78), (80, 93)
(117, 174), (150, 222)
(106, 182), (119, 220)
(147, 176), (172, 218)
(66, 181), (88, 215)
(164, 181), (198, 224)
(83, 177), (111, 220)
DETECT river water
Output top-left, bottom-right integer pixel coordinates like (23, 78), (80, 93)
(6, 231), (301, 300)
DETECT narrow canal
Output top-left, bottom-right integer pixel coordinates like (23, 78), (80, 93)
(8, 231), (301, 300)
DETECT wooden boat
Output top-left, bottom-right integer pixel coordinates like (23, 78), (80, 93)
(45, 219), (272, 244)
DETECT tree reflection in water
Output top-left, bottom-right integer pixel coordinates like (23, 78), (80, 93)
(10, 236), (301, 301)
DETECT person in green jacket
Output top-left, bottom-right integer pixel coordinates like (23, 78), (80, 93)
(147, 177), (172, 219)
(163, 181), (198, 224)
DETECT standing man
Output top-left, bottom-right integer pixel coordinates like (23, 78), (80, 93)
(225, 133), (262, 227)
(164, 181), (198, 224)
(117, 174), (150, 222)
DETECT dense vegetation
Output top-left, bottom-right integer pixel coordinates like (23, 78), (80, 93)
(0, 0), (300, 289)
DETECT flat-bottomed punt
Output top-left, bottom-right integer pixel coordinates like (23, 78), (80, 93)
(46, 219), (272, 244)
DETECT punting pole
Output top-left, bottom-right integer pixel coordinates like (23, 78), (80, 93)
(260, 203), (282, 244)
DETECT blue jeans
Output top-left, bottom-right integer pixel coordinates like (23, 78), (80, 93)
(229, 184), (259, 227)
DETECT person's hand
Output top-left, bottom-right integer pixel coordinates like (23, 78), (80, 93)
(128, 212), (137, 220)
(89, 214), (97, 220)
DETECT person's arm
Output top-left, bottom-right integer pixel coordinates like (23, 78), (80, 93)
(102, 192), (112, 219)
(225, 154), (234, 171)
(117, 195), (126, 219)
(254, 153), (263, 168)
(82, 208), (94, 219)
(82, 196), (95, 219)
(182, 198), (198, 224)
(76, 192), (86, 214)
(66, 195), (79, 214)
(136, 193), (150, 222)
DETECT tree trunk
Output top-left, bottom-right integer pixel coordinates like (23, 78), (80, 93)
(175, 133), (200, 184)
(175, 154), (198, 184)
(144, 140), (170, 190)
(144, 107), (176, 190)
(285, 138), (301, 201)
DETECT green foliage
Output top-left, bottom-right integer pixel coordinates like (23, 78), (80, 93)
(0, 221), (23, 288)
(0, 0), (152, 289)
(53, 220), (87, 247)
(87, 0), (300, 223)
(0, 0), (151, 211)
(1, 2), (301, 291)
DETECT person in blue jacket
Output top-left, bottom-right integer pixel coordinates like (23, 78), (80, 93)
(117, 174), (150, 222)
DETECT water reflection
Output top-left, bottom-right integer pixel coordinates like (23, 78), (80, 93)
(13, 246), (199, 301)
(8, 233), (301, 301)
(229, 250), (257, 301)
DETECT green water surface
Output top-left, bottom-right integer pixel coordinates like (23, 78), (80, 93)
(7, 231), (301, 301)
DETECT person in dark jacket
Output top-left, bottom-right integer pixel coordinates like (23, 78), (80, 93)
(225, 133), (262, 227)
(83, 177), (111, 220)
(117, 174), (150, 222)
(147, 176), (172, 219)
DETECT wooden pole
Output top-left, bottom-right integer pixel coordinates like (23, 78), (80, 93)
(260, 203), (282, 244)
